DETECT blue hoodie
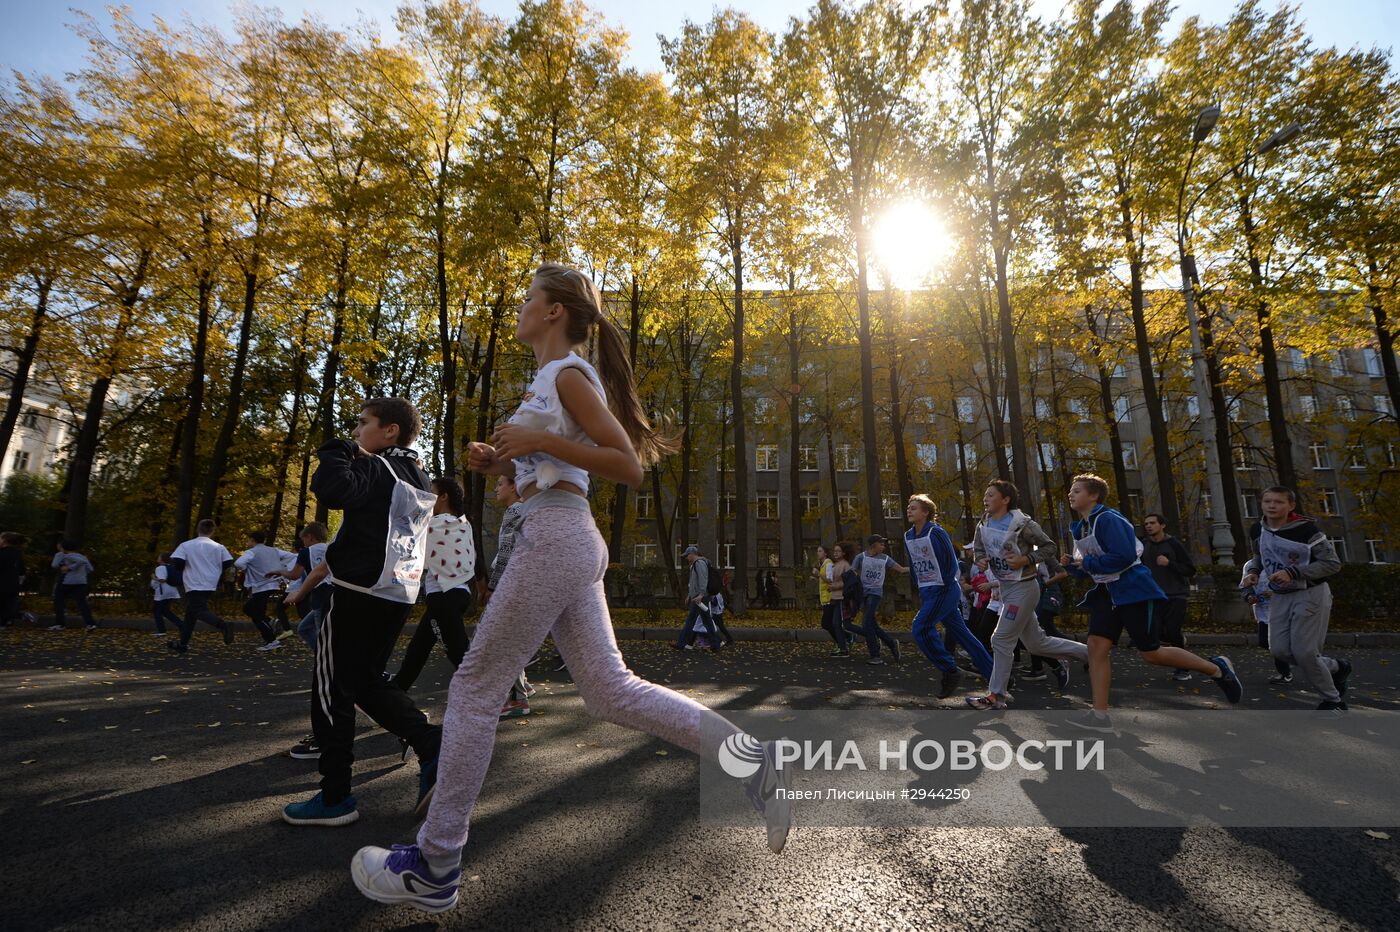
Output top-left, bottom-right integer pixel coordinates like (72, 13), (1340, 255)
(1069, 504), (1165, 607)
(904, 521), (961, 617)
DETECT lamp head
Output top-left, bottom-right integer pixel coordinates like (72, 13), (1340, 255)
(1258, 122), (1303, 155)
(1192, 104), (1221, 143)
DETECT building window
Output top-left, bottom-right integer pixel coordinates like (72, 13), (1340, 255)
(1068, 400), (1089, 422)
(956, 397), (976, 422)
(11, 450), (30, 472)
(1114, 396), (1131, 423)
(800, 491), (819, 515)
(1367, 539), (1385, 564)
(1003, 445), (1015, 469)
(1300, 395), (1317, 419)
(1037, 443), (1056, 470)
(756, 445), (779, 471)
(1374, 394), (1395, 418)
(1364, 348), (1383, 377)
(721, 542), (735, 569)
(674, 542), (699, 568)
(956, 442), (978, 470)
(1241, 490), (1260, 520)
(1035, 399), (1051, 419)
(1286, 348), (1305, 372)
(915, 443), (938, 468)
(688, 493), (701, 520)
(1186, 395), (1200, 419)
(722, 493), (735, 517)
(635, 491), (653, 519)
(1347, 445), (1367, 469)
(1234, 445), (1254, 471)
(1310, 442), (1332, 470)
(883, 494), (902, 519)
(1321, 488), (1340, 516)
(1336, 396), (1354, 420)
(1228, 397), (1242, 421)
(755, 494), (778, 520)
(837, 492), (855, 518)
(1126, 491), (1143, 517)
(1075, 445), (1097, 468)
(1121, 441), (1138, 471)
(753, 396), (772, 419)
(19, 409), (39, 429)
(834, 444), (860, 472)
(1329, 537), (1348, 562)
(798, 445), (818, 471)
(633, 543), (657, 566)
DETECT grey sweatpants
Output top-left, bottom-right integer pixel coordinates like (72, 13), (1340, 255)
(1267, 583), (1340, 702)
(418, 490), (742, 864)
(989, 576), (1088, 697)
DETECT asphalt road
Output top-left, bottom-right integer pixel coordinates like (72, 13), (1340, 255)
(3, 626), (1399, 931)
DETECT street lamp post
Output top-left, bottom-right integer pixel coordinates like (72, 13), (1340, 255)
(1175, 107), (1303, 565)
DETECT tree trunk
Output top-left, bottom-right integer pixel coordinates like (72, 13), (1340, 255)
(0, 275), (51, 463)
(1238, 193), (1296, 490)
(992, 241), (1032, 500)
(268, 304), (312, 542)
(885, 297), (913, 525)
(823, 423), (843, 544)
(854, 234), (884, 536)
(730, 237), (750, 613)
(313, 257), (351, 524)
(296, 451), (311, 529)
(786, 290), (804, 571)
(1198, 298), (1250, 562)
(173, 257), (214, 545)
(950, 377), (976, 545)
(1367, 255), (1400, 425)
(435, 189), (457, 478)
(650, 465), (680, 597)
(467, 295), (506, 556)
(197, 264), (258, 523)
(1125, 256), (1180, 533)
(609, 276), (641, 562)
(1085, 307), (1132, 520)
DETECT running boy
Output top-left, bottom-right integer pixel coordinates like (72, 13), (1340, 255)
(904, 494), (985, 698)
(1066, 474), (1242, 731)
(50, 540), (97, 630)
(281, 397), (443, 826)
(168, 519), (236, 653)
(151, 553), (183, 637)
(966, 481), (1084, 710)
(1240, 486), (1349, 710)
(851, 535), (908, 665)
(235, 531), (297, 651)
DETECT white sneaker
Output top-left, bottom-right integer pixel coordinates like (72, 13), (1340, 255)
(351, 843), (460, 913)
(257, 640), (283, 652)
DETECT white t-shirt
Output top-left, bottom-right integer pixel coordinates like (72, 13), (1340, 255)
(152, 565), (180, 601)
(509, 352), (606, 494)
(171, 536), (234, 592)
(235, 544), (297, 593)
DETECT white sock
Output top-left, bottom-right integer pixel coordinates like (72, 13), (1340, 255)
(424, 850), (461, 879)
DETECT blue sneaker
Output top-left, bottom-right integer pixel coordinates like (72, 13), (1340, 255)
(282, 791), (358, 826)
(740, 738), (792, 854)
(351, 843), (460, 913)
(415, 757), (437, 820)
(1332, 657), (1352, 696)
(1210, 656), (1243, 704)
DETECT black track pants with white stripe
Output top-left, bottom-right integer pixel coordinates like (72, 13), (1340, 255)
(313, 586), (442, 803)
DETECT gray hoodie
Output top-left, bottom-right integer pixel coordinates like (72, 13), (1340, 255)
(972, 510), (1057, 582)
(687, 557), (710, 601)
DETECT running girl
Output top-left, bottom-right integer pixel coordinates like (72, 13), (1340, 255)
(351, 264), (791, 914)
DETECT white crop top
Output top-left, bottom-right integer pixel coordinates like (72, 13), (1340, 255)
(509, 352), (607, 494)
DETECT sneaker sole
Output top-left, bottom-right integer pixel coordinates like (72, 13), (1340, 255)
(282, 807), (359, 826)
(351, 851), (459, 914)
(287, 750), (321, 760)
(765, 745), (793, 854)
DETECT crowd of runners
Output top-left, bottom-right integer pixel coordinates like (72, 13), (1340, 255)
(2, 262), (1360, 916)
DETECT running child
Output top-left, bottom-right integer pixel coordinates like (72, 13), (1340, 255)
(1240, 486), (1349, 710)
(850, 535), (907, 665)
(50, 540), (97, 630)
(903, 494), (987, 698)
(1065, 474), (1242, 731)
(393, 476), (477, 693)
(280, 397), (443, 827)
(485, 474), (534, 717)
(235, 532), (297, 651)
(168, 519), (235, 652)
(966, 481), (1084, 710)
(151, 553), (183, 637)
(351, 263), (791, 914)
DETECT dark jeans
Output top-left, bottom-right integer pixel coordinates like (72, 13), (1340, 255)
(297, 586), (334, 649)
(177, 590), (229, 646)
(313, 586), (441, 803)
(393, 587), (475, 692)
(674, 599), (723, 650)
(860, 594), (900, 659)
(54, 583), (96, 628)
(1161, 596), (1189, 670)
(1, 589), (22, 624)
(153, 598), (183, 634)
(968, 604), (996, 653)
(243, 590), (287, 643)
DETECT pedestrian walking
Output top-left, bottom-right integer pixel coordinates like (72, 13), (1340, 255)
(671, 546), (725, 652)
(50, 540), (97, 630)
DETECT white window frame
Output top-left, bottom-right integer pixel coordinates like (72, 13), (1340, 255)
(835, 444), (860, 472)
(633, 543), (657, 566)
(634, 491), (653, 519)
(883, 494), (903, 519)
(798, 445), (818, 471)
(1121, 441), (1139, 471)
(800, 491), (819, 515)
(915, 443), (938, 468)
(956, 397), (976, 423)
(1367, 539), (1385, 564)
(957, 442), (978, 470)
(1321, 488), (1340, 516)
(1310, 442), (1332, 470)
(755, 493), (779, 520)
(1328, 537), (1347, 562)
(755, 445), (779, 471)
(837, 492), (855, 518)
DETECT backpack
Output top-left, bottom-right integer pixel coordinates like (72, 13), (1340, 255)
(842, 567), (863, 605)
(165, 561), (183, 593)
(699, 558), (723, 597)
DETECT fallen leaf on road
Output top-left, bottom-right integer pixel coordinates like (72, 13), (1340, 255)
(469, 875), (481, 882)
(104, 725), (118, 730)
(21, 760), (35, 765)
(656, 750), (669, 756)
(149, 755), (168, 762)
(55, 718), (68, 723)
(1365, 830), (1391, 840)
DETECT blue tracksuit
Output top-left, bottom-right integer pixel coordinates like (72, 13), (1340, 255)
(906, 522), (993, 677)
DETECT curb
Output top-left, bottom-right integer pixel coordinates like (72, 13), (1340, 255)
(18, 615), (1400, 648)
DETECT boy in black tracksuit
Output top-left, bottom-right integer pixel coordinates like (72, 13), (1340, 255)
(281, 398), (443, 827)
(1141, 514), (1197, 681)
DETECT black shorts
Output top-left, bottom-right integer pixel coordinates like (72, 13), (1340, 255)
(1085, 589), (1164, 652)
